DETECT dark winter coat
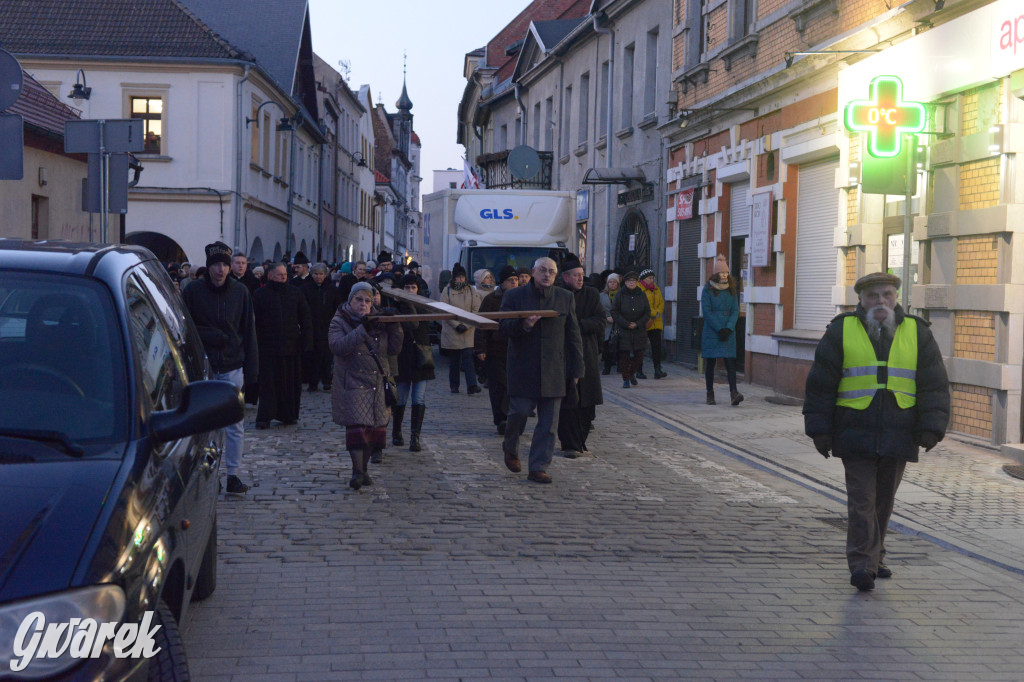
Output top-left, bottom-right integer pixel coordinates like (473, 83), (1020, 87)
(499, 282), (584, 399)
(561, 281), (604, 409)
(803, 304), (950, 462)
(610, 285), (650, 352)
(474, 288), (509, 361)
(231, 270), (260, 296)
(301, 278), (343, 354)
(181, 275), (258, 380)
(328, 304), (403, 428)
(252, 281), (314, 357)
(700, 282), (739, 358)
(396, 300), (436, 383)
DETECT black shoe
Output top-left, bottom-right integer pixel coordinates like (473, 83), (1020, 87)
(322, 384), (332, 392)
(450, 387), (460, 394)
(562, 450), (580, 459)
(654, 370), (667, 379)
(730, 391), (744, 407)
(876, 564), (892, 579)
(850, 568), (875, 591)
(349, 474), (362, 490)
(392, 434), (404, 446)
(409, 434), (421, 452)
(361, 472), (374, 486)
(370, 449), (383, 464)
(467, 385), (482, 394)
(622, 380), (630, 389)
(225, 475), (250, 494)
(629, 377), (638, 386)
(601, 368), (611, 375)
(254, 421), (269, 430)
(636, 372), (647, 380)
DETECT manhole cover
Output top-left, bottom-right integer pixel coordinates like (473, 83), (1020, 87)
(1003, 465), (1024, 481)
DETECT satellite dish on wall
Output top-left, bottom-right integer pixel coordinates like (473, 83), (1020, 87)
(508, 145), (541, 181)
(0, 49), (25, 111)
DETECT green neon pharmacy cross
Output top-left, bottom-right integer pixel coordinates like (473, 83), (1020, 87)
(845, 75), (925, 158)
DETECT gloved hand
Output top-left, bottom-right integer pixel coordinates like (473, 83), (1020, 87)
(914, 431), (939, 451)
(812, 434), (832, 458)
(455, 323), (469, 334)
(718, 328), (732, 342)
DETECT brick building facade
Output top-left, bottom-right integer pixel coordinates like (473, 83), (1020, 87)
(664, 0), (1024, 446)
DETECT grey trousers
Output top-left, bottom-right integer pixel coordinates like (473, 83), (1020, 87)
(842, 456), (907, 575)
(504, 396), (561, 473)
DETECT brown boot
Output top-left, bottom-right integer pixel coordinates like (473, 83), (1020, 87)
(706, 390), (716, 405)
(730, 390), (744, 406)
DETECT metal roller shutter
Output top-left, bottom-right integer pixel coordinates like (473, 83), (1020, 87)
(730, 181), (750, 237)
(794, 159), (839, 332)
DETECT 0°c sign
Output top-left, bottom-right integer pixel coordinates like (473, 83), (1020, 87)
(844, 75), (925, 158)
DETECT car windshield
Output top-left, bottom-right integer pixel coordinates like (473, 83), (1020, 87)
(0, 273), (127, 449)
(465, 247), (568, 278)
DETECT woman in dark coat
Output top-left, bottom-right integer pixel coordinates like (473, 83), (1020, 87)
(252, 262), (313, 428)
(328, 282), (403, 490)
(700, 255), (742, 406)
(392, 274), (435, 452)
(610, 271), (651, 388)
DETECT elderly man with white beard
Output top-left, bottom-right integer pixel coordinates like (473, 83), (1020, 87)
(803, 272), (949, 592)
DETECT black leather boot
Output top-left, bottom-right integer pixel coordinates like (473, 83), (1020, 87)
(409, 405), (425, 452)
(391, 405), (405, 446)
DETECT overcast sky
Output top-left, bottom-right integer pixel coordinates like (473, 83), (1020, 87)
(307, 0), (528, 194)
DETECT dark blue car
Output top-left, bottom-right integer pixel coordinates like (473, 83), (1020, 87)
(0, 241), (242, 681)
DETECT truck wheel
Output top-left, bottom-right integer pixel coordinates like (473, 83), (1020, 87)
(147, 600), (190, 682)
(191, 516), (217, 602)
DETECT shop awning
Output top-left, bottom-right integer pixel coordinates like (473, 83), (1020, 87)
(582, 166), (647, 185)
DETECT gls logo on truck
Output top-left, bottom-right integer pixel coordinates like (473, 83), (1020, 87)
(479, 208), (519, 220)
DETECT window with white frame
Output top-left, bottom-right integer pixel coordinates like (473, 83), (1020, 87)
(130, 95), (165, 155)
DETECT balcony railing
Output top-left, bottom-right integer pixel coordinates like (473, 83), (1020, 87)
(475, 149), (552, 190)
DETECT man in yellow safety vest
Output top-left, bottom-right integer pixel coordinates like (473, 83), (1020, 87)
(803, 271), (949, 592)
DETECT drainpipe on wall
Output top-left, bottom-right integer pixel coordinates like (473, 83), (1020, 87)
(234, 65), (251, 253)
(593, 14), (614, 270)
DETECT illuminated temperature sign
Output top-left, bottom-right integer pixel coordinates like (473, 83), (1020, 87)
(844, 75), (925, 158)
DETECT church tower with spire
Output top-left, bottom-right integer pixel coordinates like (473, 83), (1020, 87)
(395, 53), (413, 157)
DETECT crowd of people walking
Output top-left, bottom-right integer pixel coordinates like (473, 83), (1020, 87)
(171, 242), (950, 591)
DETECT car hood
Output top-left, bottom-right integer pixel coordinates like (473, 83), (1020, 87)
(0, 457), (122, 601)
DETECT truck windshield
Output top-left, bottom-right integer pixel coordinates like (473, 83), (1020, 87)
(465, 247), (568, 278)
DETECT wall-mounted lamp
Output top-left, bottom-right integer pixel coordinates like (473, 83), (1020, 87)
(784, 50), (881, 68)
(352, 151), (368, 167)
(848, 161), (860, 187)
(68, 69), (91, 101)
(678, 107), (757, 128)
(246, 99), (295, 130)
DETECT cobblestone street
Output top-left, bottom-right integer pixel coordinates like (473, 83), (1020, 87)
(184, 363), (1024, 681)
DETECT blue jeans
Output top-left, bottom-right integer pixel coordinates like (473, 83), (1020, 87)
(447, 347), (477, 390)
(396, 381), (426, 406)
(213, 368), (244, 476)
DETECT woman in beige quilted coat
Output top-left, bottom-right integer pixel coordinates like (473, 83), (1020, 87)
(329, 282), (403, 490)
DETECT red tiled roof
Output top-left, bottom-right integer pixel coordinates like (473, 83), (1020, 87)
(374, 169), (390, 183)
(487, 0), (589, 84)
(6, 70), (80, 136)
(411, 130), (420, 145)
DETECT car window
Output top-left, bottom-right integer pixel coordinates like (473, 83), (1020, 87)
(125, 276), (187, 413)
(0, 273), (127, 443)
(133, 262), (207, 381)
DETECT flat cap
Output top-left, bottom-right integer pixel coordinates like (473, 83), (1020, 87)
(854, 271), (901, 294)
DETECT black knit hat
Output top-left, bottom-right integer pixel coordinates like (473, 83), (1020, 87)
(639, 268), (655, 281)
(293, 251), (309, 265)
(498, 265), (518, 283)
(561, 254), (583, 273)
(451, 262), (467, 280)
(399, 273), (421, 290)
(516, 266), (531, 277)
(377, 250), (393, 264)
(204, 241), (232, 268)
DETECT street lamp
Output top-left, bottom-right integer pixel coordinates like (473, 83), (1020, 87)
(245, 99), (294, 131)
(68, 69), (91, 101)
(352, 151), (368, 167)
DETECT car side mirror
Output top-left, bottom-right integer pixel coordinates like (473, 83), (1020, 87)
(150, 380), (244, 442)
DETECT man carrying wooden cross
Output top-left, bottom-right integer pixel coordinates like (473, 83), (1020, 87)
(499, 257), (585, 484)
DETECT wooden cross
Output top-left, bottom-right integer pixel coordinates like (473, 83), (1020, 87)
(370, 287), (556, 329)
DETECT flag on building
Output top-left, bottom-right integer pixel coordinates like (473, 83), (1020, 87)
(462, 159), (485, 189)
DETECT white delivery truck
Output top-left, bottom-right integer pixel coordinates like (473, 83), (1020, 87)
(420, 188), (575, 297)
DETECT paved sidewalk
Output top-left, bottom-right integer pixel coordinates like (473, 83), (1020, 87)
(608, 362), (1024, 575)
(182, 358), (1024, 681)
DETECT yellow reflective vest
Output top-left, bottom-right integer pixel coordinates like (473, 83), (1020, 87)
(836, 316), (917, 410)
